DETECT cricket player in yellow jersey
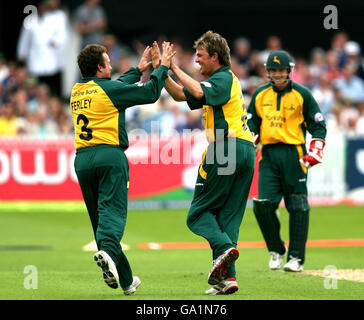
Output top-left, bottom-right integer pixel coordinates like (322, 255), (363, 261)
(156, 31), (255, 295)
(248, 50), (327, 272)
(70, 43), (175, 295)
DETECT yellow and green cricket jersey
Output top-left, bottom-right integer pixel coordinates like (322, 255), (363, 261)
(70, 66), (168, 150)
(183, 66), (253, 144)
(247, 80), (326, 146)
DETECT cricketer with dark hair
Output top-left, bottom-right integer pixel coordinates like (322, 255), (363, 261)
(70, 43), (175, 295)
(155, 31), (255, 295)
(247, 50), (327, 272)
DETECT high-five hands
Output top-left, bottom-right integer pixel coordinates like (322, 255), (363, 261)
(138, 46), (153, 72)
(160, 42), (176, 69)
(138, 41), (176, 72)
(151, 41), (161, 69)
(151, 41), (176, 69)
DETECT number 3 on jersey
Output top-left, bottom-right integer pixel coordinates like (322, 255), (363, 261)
(77, 114), (93, 141)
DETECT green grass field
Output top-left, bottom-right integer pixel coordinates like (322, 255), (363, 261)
(0, 202), (364, 300)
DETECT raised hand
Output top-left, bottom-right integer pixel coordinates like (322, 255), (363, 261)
(160, 41), (176, 69)
(151, 41), (161, 69)
(137, 46), (153, 72)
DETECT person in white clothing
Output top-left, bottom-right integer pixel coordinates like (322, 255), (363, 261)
(16, 0), (68, 96)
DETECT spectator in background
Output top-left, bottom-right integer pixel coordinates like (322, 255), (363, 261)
(28, 83), (51, 114)
(4, 24), (364, 140)
(0, 53), (9, 84)
(330, 31), (348, 69)
(142, 94), (177, 136)
(33, 104), (59, 137)
(48, 95), (70, 131)
(259, 35), (282, 65)
(233, 37), (251, 65)
(59, 111), (74, 134)
(343, 41), (364, 80)
(309, 48), (327, 85)
(47, 0), (68, 84)
(0, 101), (20, 136)
(74, 0), (107, 50)
(102, 34), (123, 69)
(230, 57), (249, 92)
(290, 57), (312, 87)
(312, 72), (335, 117)
(325, 50), (343, 82)
(2, 61), (19, 94)
(111, 54), (134, 79)
(12, 88), (29, 118)
(244, 75), (264, 107)
(17, 0), (67, 97)
(333, 61), (364, 104)
(247, 50), (265, 77)
(177, 48), (200, 79)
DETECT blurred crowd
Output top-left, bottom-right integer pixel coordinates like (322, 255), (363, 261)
(1, 0), (364, 138)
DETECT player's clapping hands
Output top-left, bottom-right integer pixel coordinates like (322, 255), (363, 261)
(151, 41), (161, 69)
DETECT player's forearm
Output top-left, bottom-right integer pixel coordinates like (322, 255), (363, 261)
(171, 64), (204, 100)
(165, 77), (186, 101)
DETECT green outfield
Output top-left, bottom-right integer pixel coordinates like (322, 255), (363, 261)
(0, 202), (363, 300)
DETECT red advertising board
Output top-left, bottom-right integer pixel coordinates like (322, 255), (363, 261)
(0, 137), (258, 201)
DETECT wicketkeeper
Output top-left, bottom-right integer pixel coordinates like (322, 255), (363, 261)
(247, 50), (327, 272)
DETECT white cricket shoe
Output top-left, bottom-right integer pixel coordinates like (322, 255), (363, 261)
(207, 248), (239, 285)
(283, 257), (303, 272)
(205, 278), (238, 295)
(94, 250), (120, 289)
(123, 276), (141, 295)
(269, 247), (287, 270)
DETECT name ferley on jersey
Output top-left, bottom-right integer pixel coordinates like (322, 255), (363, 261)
(71, 98), (92, 111)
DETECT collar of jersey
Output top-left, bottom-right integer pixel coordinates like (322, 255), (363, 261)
(80, 76), (111, 83)
(211, 65), (230, 76)
(272, 79), (292, 94)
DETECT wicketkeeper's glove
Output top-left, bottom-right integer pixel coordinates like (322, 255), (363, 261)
(299, 138), (325, 168)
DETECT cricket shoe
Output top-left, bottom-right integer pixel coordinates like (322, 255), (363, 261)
(94, 250), (119, 289)
(269, 247), (287, 270)
(205, 278), (238, 295)
(207, 248), (239, 285)
(283, 257), (303, 272)
(123, 276), (141, 295)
